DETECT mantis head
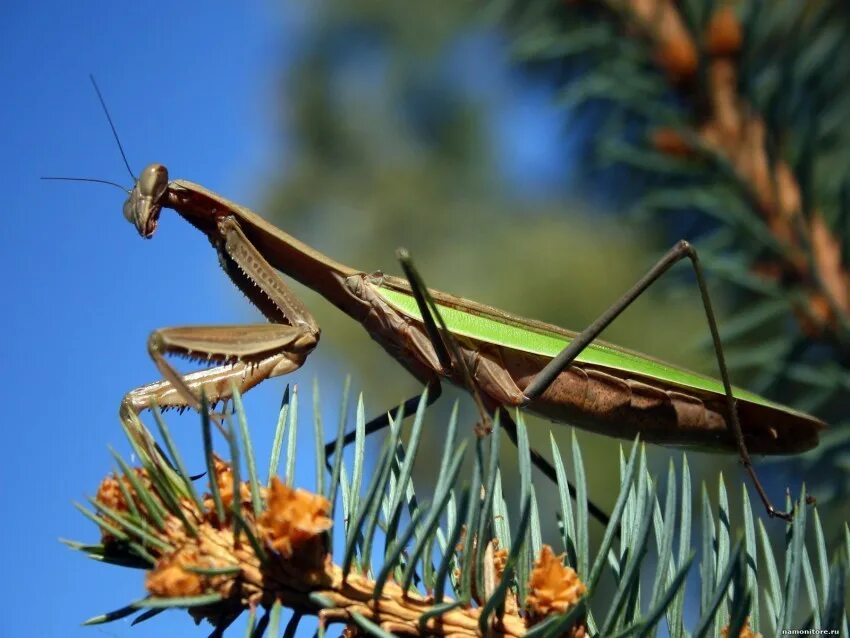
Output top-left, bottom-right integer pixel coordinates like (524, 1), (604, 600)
(124, 163), (169, 238)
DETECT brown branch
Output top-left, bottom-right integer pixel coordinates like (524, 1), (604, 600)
(613, 0), (850, 345)
(93, 462), (587, 637)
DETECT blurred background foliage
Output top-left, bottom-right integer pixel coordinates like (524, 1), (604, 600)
(261, 0), (849, 543)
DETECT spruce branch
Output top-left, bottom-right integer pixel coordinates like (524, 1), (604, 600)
(68, 384), (848, 636)
(71, 392), (589, 637)
(623, 0), (850, 348)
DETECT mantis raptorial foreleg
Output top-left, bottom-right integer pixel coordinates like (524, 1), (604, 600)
(121, 325), (314, 413)
(119, 216), (320, 441)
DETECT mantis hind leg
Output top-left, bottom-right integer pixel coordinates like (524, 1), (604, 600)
(522, 239), (795, 521)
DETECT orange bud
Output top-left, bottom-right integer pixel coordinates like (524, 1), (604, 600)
(146, 548), (204, 598)
(706, 6), (743, 57)
(258, 478), (332, 558)
(658, 35), (698, 80)
(721, 618), (762, 638)
(651, 127), (694, 157)
(526, 545), (586, 618)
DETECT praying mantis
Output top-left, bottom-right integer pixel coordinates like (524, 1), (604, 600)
(54, 84), (824, 523)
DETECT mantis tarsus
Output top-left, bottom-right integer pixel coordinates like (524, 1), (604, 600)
(55, 84), (824, 524)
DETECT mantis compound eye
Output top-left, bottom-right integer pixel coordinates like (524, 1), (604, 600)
(138, 163), (169, 199)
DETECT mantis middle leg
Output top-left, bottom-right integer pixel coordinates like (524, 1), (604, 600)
(397, 251), (613, 528)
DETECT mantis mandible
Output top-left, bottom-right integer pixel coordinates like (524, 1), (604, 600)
(55, 83), (824, 523)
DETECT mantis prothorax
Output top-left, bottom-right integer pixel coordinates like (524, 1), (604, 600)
(52, 82), (824, 524)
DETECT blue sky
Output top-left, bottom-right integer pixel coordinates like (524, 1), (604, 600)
(0, 3), (311, 635)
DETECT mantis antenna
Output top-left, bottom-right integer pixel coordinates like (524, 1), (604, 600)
(88, 74), (136, 181)
(41, 76), (136, 194)
(40, 176), (129, 192)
